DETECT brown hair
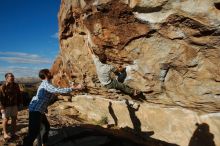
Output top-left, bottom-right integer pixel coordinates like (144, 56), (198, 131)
(39, 69), (50, 79)
(5, 73), (14, 79)
(99, 54), (107, 64)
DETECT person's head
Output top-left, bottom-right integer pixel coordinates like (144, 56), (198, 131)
(39, 69), (53, 80)
(99, 54), (107, 64)
(5, 73), (15, 83)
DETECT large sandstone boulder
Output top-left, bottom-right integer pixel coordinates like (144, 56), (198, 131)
(50, 0), (220, 145)
(51, 0), (220, 111)
(70, 95), (220, 146)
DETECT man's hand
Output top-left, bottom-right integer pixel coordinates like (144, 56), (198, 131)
(1, 109), (5, 114)
(71, 84), (85, 90)
(115, 65), (125, 73)
(118, 66), (124, 72)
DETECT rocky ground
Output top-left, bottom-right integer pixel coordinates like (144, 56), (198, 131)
(46, 0), (220, 145)
(0, 100), (84, 146)
(1, 0), (220, 145)
(0, 96), (179, 146)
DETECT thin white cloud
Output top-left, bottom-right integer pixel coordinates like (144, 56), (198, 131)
(0, 51), (40, 58)
(0, 57), (52, 64)
(0, 51), (53, 64)
(0, 66), (36, 73)
(0, 66), (39, 80)
(50, 32), (59, 39)
(0, 51), (55, 80)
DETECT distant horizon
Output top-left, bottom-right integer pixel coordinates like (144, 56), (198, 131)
(0, 76), (41, 83)
(0, 0), (61, 80)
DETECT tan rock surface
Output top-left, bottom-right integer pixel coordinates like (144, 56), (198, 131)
(51, 0), (220, 113)
(70, 95), (220, 146)
(3, 1), (220, 145)
(49, 0), (220, 145)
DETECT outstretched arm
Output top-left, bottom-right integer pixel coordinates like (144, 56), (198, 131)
(86, 41), (95, 55)
(71, 84), (84, 90)
(86, 41), (102, 65)
(44, 82), (84, 94)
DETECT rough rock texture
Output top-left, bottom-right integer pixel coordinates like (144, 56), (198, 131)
(50, 0), (220, 145)
(70, 95), (220, 146)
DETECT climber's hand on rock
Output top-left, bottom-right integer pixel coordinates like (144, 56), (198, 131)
(72, 84), (84, 90)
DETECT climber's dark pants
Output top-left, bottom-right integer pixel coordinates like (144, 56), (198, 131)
(105, 79), (134, 96)
(23, 111), (50, 146)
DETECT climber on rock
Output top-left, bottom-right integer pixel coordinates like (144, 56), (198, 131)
(86, 42), (141, 98)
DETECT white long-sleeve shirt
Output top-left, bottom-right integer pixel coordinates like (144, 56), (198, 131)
(91, 54), (116, 85)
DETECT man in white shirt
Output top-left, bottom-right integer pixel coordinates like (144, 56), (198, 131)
(87, 44), (139, 97)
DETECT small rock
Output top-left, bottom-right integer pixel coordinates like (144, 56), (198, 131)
(20, 127), (28, 134)
(62, 96), (72, 102)
(59, 105), (71, 110)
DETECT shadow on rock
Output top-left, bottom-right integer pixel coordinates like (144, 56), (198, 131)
(108, 102), (118, 126)
(188, 123), (216, 146)
(46, 124), (179, 146)
(125, 99), (141, 133)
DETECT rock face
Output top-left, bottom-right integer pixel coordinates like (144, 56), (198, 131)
(70, 95), (220, 146)
(51, 0), (220, 145)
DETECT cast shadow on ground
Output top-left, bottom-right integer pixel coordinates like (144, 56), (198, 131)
(46, 124), (179, 146)
(105, 100), (179, 146)
(188, 123), (216, 146)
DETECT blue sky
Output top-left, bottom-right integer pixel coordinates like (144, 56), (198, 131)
(0, 0), (61, 81)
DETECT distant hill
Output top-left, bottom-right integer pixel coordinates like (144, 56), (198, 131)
(15, 77), (41, 84)
(0, 81), (4, 85)
(0, 77), (41, 85)
(0, 77), (40, 106)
